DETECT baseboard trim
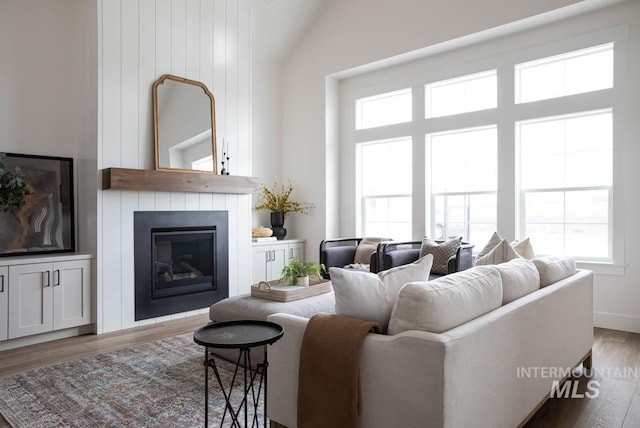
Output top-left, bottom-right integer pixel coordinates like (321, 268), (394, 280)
(594, 311), (640, 333)
(0, 324), (96, 351)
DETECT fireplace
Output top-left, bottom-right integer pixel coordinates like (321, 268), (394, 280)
(134, 211), (228, 321)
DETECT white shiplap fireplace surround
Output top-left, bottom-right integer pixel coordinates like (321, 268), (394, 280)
(97, 0), (254, 334)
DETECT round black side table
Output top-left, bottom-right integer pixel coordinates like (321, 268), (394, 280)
(193, 320), (284, 428)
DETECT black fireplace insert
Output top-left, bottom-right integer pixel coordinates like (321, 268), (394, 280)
(134, 211), (228, 320)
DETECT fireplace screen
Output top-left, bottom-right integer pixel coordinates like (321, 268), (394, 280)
(152, 229), (215, 298)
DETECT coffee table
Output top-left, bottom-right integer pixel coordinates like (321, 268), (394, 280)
(193, 320), (284, 428)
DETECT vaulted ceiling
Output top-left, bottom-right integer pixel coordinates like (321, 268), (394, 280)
(249, 0), (329, 62)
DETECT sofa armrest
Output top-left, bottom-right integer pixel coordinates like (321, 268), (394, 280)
(378, 240), (421, 271)
(369, 251), (379, 273)
(322, 246), (357, 268)
(383, 248), (420, 271)
(448, 243), (474, 273)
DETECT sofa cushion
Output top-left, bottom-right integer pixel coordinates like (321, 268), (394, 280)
(474, 238), (520, 266)
(330, 254), (433, 332)
(387, 266), (502, 335)
(354, 237), (388, 264)
(209, 291), (336, 322)
(532, 255), (577, 287)
(419, 237), (462, 275)
(492, 258), (540, 304)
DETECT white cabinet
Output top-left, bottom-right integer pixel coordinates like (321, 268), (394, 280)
(251, 239), (305, 284)
(0, 267), (7, 341)
(252, 244), (287, 283)
(2, 255), (92, 340)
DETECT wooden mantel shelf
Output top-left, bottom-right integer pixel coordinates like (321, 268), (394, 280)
(102, 167), (259, 194)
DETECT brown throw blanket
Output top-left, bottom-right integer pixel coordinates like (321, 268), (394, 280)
(297, 313), (381, 428)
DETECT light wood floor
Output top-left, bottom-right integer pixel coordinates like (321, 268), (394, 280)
(1, 317), (638, 428)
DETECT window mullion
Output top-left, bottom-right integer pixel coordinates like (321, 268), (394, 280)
(496, 65), (517, 240)
(413, 84), (426, 239)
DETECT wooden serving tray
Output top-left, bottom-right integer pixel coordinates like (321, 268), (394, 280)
(250, 279), (332, 302)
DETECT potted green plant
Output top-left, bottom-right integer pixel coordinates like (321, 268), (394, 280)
(254, 181), (314, 240)
(280, 257), (326, 286)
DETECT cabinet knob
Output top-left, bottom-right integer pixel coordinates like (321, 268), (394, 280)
(0, 274), (4, 293)
(53, 270), (60, 286)
(43, 271), (50, 287)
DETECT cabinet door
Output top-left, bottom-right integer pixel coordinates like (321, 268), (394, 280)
(269, 245), (288, 281)
(8, 263), (53, 339)
(0, 267), (7, 341)
(288, 242), (305, 262)
(53, 259), (92, 330)
(251, 246), (271, 284)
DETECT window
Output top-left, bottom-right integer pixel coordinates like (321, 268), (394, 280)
(428, 126), (497, 243)
(518, 110), (612, 259)
(357, 138), (412, 239)
(355, 88), (412, 130)
(425, 70), (496, 118)
(515, 43), (613, 104)
(342, 19), (625, 264)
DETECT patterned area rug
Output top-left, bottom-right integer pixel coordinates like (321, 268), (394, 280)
(0, 333), (264, 427)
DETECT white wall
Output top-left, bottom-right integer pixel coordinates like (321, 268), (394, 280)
(0, 0), (97, 253)
(247, 0), (329, 234)
(97, 0), (252, 333)
(283, 0), (640, 333)
(250, 57), (284, 228)
(0, 0), (83, 157)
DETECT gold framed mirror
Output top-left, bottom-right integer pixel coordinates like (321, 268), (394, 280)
(153, 74), (217, 173)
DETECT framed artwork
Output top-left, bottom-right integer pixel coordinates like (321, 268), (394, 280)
(0, 153), (75, 256)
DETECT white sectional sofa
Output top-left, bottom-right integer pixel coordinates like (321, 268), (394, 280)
(266, 258), (594, 428)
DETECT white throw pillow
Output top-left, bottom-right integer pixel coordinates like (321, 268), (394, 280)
(353, 237), (388, 264)
(492, 258), (540, 304)
(532, 256), (577, 287)
(511, 238), (535, 260)
(330, 254), (434, 332)
(475, 232), (536, 264)
(474, 239), (520, 266)
(387, 266), (503, 335)
(477, 231), (503, 258)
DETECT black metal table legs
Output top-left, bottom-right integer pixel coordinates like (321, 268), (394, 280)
(203, 345), (269, 427)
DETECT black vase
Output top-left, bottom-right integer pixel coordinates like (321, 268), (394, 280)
(270, 212), (287, 240)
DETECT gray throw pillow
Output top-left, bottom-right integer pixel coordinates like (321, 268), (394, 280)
(419, 237), (462, 275)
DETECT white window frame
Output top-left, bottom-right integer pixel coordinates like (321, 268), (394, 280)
(338, 17), (630, 273)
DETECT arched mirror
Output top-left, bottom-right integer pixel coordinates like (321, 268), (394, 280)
(153, 74), (217, 173)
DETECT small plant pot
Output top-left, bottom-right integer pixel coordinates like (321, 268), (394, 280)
(295, 275), (309, 287)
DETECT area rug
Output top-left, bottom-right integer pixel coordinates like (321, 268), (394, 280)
(0, 333), (264, 427)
